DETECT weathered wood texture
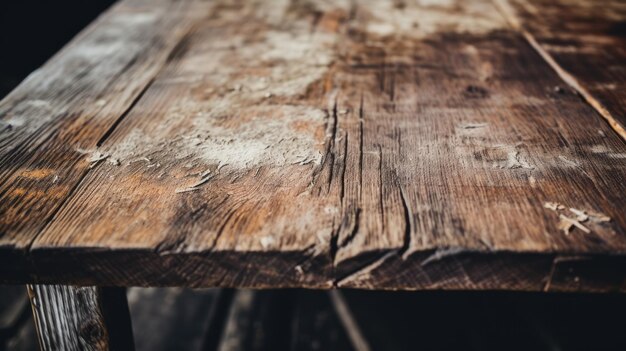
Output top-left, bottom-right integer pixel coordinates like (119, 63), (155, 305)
(0, 0), (212, 281)
(0, 0), (625, 291)
(497, 0), (626, 139)
(27, 285), (134, 351)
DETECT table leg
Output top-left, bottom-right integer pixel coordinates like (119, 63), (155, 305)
(27, 285), (134, 351)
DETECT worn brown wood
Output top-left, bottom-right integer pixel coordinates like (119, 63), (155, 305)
(0, 0), (625, 291)
(0, 0), (213, 281)
(27, 285), (134, 351)
(496, 0), (626, 139)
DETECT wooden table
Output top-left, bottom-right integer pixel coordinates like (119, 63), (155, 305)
(1, 0), (625, 349)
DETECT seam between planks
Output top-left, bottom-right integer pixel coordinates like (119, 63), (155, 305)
(22, 80), (154, 263)
(492, 0), (626, 142)
(23, 23), (202, 261)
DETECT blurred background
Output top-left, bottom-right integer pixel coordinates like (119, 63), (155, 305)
(2, 286), (626, 351)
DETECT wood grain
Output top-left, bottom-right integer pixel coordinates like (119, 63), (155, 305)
(496, 0), (626, 139)
(27, 285), (134, 351)
(0, 0), (213, 281)
(0, 0), (625, 290)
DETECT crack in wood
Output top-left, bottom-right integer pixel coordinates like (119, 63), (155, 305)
(327, 96), (339, 193)
(398, 181), (413, 260)
(21, 9), (209, 259)
(420, 247), (472, 267)
(377, 145), (385, 236)
(334, 251), (396, 287)
(358, 92), (364, 201)
(338, 207), (362, 251)
(340, 132), (348, 204)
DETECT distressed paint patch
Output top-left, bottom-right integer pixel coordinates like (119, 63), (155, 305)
(85, 105), (326, 170)
(362, 0), (506, 38)
(77, 0), (344, 173)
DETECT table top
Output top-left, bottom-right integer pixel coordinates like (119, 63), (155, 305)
(1, 0), (625, 292)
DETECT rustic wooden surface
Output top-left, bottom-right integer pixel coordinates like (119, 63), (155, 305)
(0, 0), (625, 291)
(27, 285), (134, 351)
(0, 0), (212, 282)
(497, 0), (626, 139)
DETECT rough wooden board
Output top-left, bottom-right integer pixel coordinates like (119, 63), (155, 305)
(327, 0), (626, 291)
(496, 0), (626, 139)
(2, 0), (626, 290)
(28, 0), (346, 288)
(0, 0), (212, 281)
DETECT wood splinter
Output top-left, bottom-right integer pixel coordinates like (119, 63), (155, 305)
(559, 214), (591, 234)
(175, 174), (214, 194)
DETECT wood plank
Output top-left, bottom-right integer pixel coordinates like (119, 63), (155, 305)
(0, 0), (212, 281)
(2, 0), (626, 290)
(27, 285), (134, 351)
(496, 0), (626, 139)
(328, 0), (626, 291)
(26, 0), (349, 288)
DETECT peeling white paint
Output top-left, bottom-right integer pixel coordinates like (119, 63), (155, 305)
(92, 105), (325, 171)
(363, 0), (506, 38)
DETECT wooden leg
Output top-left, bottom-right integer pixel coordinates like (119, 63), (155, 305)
(27, 285), (134, 351)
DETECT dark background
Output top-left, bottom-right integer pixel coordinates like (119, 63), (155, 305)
(0, 0), (116, 98)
